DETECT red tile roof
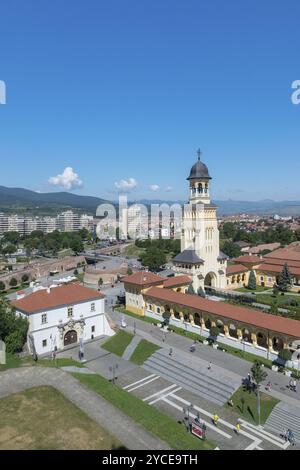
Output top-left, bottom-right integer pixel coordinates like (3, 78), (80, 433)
(234, 255), (263, 265)
(144, 287), (300, 338)
(163, 275), (192, 288)
(261, 257), (300, 269)
(226, 264), (249, 275)
(265, 248), (300, 263)
(12, 283), (104, 314)
(259, 263), (300, 277)
(122, 271), (163, 287)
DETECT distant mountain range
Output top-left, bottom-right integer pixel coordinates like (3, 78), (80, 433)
(0, 186), (300, 217)
(0, 186), (109, 214)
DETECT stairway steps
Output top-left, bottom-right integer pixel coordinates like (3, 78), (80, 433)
(144, 363), (225, 406)
(265, 407), (300, 441)
(145, 358), (232, 401)
(145, 355), (235, 396)
(144, 360), (228, 406)
(152, 350), (235, 392)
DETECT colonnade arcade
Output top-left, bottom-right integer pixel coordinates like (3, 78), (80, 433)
(146, 300), (290, 353)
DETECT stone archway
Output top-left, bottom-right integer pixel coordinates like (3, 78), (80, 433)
(229, 323), (238, 339)
(204, 272), (217, 288)
(64, 330), (78, 347)
(272, 337), (284, 352)
(257, 332), (268, 348)
(216, 319), (225, 335)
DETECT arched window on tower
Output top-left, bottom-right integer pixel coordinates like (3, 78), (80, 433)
(199, 183), (203, 194)
(205, 183), (208, 194)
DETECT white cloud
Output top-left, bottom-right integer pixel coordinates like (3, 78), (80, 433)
(149, 184), (160, 192)
(165, 186), (173, 192)
(48, 167), (83, 190)
(115, 177), (138, 192)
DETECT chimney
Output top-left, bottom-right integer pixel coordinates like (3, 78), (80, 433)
(47, 287), (51, 294)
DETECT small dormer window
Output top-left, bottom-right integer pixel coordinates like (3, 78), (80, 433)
(91, 302), (95, 312)
(68, 307), (73, 317)
(41, 314), (47, 325)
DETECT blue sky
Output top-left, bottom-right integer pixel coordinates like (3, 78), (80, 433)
(0, 0), (299, 201)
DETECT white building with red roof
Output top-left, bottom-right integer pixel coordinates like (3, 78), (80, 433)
(12, 283), (114, 356)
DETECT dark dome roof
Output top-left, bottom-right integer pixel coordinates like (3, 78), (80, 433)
(187, 159), (211, 180)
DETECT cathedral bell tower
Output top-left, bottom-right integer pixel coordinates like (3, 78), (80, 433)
(172, 150), (228, 293)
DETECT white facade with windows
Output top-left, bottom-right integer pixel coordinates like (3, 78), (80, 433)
(13, 285), (114, 356)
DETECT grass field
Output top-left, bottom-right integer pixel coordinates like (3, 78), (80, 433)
(130, 339), (160, 365)
(72, 373), (214, 450)
(102, 330), (134, 357)
(0, 353), (84, 372)
(0, 386), (122, 450)
(122, 244), (145, 258)
(226, 386), (279, 425)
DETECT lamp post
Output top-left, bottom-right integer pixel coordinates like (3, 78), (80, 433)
(133, 321), (136, 336)
(243, 337), (248, 356)
(109, 364), (119, 384)
(183, 403), (193, 431)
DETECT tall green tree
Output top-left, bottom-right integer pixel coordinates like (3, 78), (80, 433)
(222, 241), (241, 258)
(0, 298), (28, 353)
(140, 249), (167, 271)
(247, 270), (257, 291)
(251, 361), (268, 426)
(278, 263), (293, 292)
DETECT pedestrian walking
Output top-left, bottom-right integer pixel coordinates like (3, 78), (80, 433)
(162, 332), (166, 343)
(208, 362), (212, 371)
(236, 422), (241, 435)
(289, 379), (294, 391)
(169, 348), (173, 357)
(213, 414), (219, 426)
(265, 381), (272, 392)
(293, 379), (297, 393)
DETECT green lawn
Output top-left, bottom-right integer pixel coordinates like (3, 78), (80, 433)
(130, 339), (160, 365)
(102, 330), (134, 357)
(226, 385), (279, 425)
(0, 353), (84, 372)
(235, 286), (270, 293)
(72, 373), (214, 450)
(0, 386), (121, 450)
(123, 244), (145, 259)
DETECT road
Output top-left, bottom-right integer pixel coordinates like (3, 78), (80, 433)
(109, 308), (300, 407)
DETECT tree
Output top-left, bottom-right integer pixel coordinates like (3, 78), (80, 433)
(247, 270), (257, 291)
(251, 361), (268, 426)
(3, 243), (17, 255)
(222, 241), (241, 258)
(270, 298), (279, 316)
(9, 277), (18, 288)
(140, 249), (167, 271)
(0, 298), (28, 353)
(278, 263), (293, 292)
(278, 348), (292, 363)
(21, 274), (29, 284)
(0, 281), (6, 292)
(127, 267), (133, 276)
(221, 222), (237, 239)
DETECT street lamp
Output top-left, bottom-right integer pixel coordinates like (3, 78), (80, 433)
(183, 403), (193, 431)
(243, 337), (248, 356)
(109, 364), (119, 384)
(133, 321), (136, 336)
